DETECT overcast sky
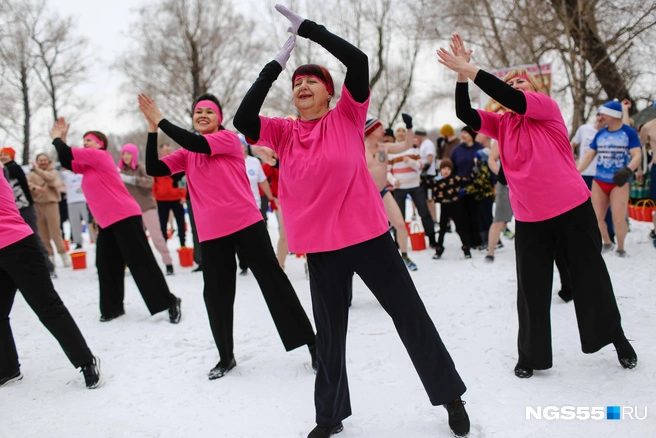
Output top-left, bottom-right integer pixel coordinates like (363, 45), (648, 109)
(17, 0), (459, 153)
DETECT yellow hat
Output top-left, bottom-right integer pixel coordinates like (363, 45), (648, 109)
(440, 124), (454, 137)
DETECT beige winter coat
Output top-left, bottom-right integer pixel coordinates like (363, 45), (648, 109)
(27, 162), (65, 204)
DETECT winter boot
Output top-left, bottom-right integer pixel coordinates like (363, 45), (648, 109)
(514, 363), (533, 378)
(307, 422), (344, 438)
(462, 245), (472, 259)
(443, 398), (470, 437)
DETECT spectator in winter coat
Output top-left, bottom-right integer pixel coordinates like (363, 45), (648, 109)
(152, 144), (187, 248)
(120, 143), (175, 275)
(0, 148), (57, 277)
(465, 148), (495, 248)
(26, 153), (70, 267)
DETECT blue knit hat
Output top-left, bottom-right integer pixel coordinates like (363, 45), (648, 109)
(599, 100), (622, 119)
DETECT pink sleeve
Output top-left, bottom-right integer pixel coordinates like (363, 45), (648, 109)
(523, 91), (559, 121)
(203, 131), (242, 158)
(71, 161), (85, 174)
(256, 117), (292, 153)
(160, 149), (188, 174)
(476, 110), (501, 140)
(335, 84), (369, 129)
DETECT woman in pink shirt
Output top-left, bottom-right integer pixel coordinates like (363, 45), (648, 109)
(49, 120), (181, 324)
(0, 174), (101, 389)
(234, 6), (469, 438)
(438, 34), (637, 379)
(137, 92), (316, 381)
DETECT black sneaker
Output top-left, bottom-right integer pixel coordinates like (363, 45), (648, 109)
(484, 255), (494, 263)
(169, 297), (182, 324)
(309, 343), (318, 372)
(558, 289), (573, 303)
(239, 268), (248, 276)
(462, 246), (472, 259)
(99, 309), (125, 322)
(496, 241), (504, 249)
(514, 363), (533, 378)
(614, 338), (637, 369)
(208, 358), (237, 380)
(432, 245), (445, 260)
(192, 264), (202, 273)
(307, 422), (344, 438)
(74, 243), (83, 250)
(0, 370), (23, 387)
(443, 399), (470, 437)
(166, 265), (174, 276)
(80, 356), (102, 389)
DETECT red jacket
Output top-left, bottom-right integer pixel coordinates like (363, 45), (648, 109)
(152, 176), (186, 202)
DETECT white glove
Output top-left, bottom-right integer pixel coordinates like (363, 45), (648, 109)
(121, 174), (137, 185)
(275, 4), (305, 35)
(274, 35), (296, 70)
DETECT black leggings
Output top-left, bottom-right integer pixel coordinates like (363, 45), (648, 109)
(1, 235), (93, 375)
(200, 220), (315, 365)
(307, 232), (466, 428)
(515, 198), (625, 369)
(96, 216), (176, 319)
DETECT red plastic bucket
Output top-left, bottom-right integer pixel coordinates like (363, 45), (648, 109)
(409, 223), (427, 251)
(177, 247), (194, 267)
(64, 239), (70, 251)
(70, 251), (87, 270)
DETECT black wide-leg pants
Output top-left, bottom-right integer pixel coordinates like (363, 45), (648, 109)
(0, 235), (93, 376)
(200, 220), (315, 365)
(96, 215), (176, 319)
(307, 232), (466, 428)
(514, 198), (625, 370)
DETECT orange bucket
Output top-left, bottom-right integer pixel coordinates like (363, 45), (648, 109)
(70, 251), (87, 270)
(177, 247), (194, 267)
(633, 200), (656, 222)
(409, 223), (427, 251)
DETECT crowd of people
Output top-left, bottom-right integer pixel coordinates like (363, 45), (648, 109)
(2, 5), (654, 438)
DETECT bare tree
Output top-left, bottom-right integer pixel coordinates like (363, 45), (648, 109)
(30, 7), (89, 122)
(115, 0), (262, 128)
(0, 0), (41, 164)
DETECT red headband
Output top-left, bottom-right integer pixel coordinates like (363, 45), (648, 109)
(293, 74), (334, 96)
(84, 134), (105, 149)
(194, 100), (224, 126)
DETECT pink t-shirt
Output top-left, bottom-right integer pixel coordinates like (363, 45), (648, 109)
(71, 148), (142, 228)
(477, 91), (590, 222)
(255, 85), (389, 253)
(0, 175), (33, 249)
(161, 130), (262, 242)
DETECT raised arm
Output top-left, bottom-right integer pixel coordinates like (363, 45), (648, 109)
(234, 36), (294, 142)
(387, 114), (414, 154)
(145, 132), (172, 177)
(276, 5), (369, 102)
(49, 118), (74, 170)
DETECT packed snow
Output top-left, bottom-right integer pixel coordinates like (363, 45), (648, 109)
(2, 214), (655, 438)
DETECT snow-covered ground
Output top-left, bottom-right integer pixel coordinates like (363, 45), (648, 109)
(2, 215), (655, 438)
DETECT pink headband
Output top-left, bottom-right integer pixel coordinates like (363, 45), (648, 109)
(194, 100), (223, 125)
(507, 74), (530, 84)
(293, 75), (334, 96)
(84, 134), (105, 149)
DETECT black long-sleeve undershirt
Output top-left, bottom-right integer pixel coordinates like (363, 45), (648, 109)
(52, 138), (74, 170)
(455, 70), (529, 131)
(233, 19), (369, 142)
(158, 119), (211, 154)
(145, 132), (172, 176)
